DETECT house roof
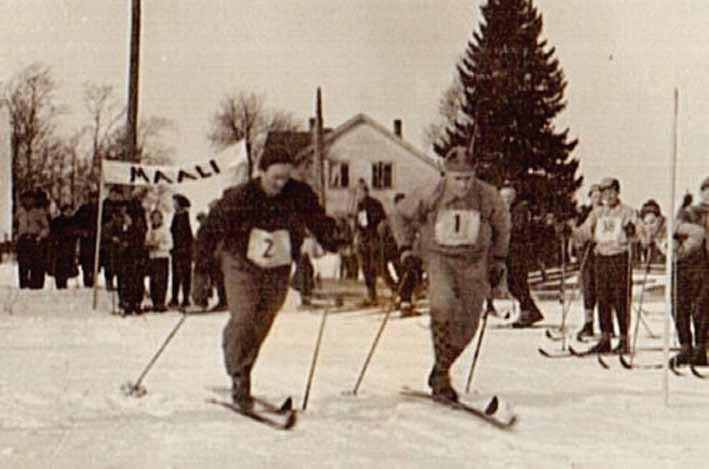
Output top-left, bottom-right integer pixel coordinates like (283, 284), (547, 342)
(297, 113), (440, 171)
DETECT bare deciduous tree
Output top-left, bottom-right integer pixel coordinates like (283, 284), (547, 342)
(207, 91), (301, 174)
(2, 63), (65, 201)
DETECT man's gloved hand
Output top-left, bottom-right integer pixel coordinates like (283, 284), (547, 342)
(399, 247), (421, 273)
(488, 257), (507, 288)
(191, 270), (212, 308)
(624, 222), (636, 238)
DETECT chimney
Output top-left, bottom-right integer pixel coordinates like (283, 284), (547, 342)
(309, 117), (316, 132)
(393, 119), (402, 138)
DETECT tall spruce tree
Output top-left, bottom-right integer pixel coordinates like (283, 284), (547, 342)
(434, 0), (581, 217)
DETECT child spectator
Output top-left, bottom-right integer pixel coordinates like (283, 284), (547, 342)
(145, 209), (172, 312)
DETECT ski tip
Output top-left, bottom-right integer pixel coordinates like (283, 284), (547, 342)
(280, 397), (294, 413)
(690, 365), (708, 379)
(283, 411), (298, 430)
(618, 355), (632, 369)
(538, 348), (550, 357)
(669, 362), (684, 377)
(597, 355), (610, 369)
(484, 396), (499, 416)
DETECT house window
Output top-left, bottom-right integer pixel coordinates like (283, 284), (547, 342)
(372, 162), (393, 189)
(329, 162), (349, 188)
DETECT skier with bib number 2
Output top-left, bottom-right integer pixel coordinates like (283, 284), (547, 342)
(391, 145), (511, 402)
(192, 146), (341, 411)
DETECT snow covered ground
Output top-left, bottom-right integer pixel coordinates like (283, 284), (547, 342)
(0, 261), (707, 469)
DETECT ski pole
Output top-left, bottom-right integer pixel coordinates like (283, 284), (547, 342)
(302, 305), (330, 411)
(121, 312), (188, 397)
(351, 271), (410, 396)
(465, 309), (490, 393)
(558, 240), (592, 341)
(629, 255), (653, 365)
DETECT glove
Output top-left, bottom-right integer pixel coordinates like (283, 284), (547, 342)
(191, 270), (212, 308)
(624, 222), (636, 238)
(488, 258), (507, 288)
(399, 247), (421, 273)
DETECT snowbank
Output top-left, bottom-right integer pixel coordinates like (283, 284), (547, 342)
(0, 262), (705, 469)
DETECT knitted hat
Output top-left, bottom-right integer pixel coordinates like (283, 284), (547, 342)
(172, 193), (191, 209)
(599, 177), (620, 192)
(443, 146), (476, 172)
(640, 199), (661, 218)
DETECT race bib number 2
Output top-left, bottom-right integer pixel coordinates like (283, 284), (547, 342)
(594, 217), (622, 243)
(246, 229), (292, 268)
(435, 209), (480, 246)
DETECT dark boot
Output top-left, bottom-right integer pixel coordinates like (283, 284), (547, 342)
(586, 333), (612, 354)
(511, 309), (544, 328)
(612, 336), (629, 354)
(399, 301), (418, 318)
(231, 373), (254, 411)
(576, 321), (594, 341)
(427, 365), (458, 403)
(691, 347), (708, 366)
(670, 345), (693, 367)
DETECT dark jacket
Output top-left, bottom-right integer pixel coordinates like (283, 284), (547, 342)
(49, 214), (78, 279)
(170, 211), (194, 254)
(74, 201), (98, 263)
(355, 196), (387, 243)
(509, 200), (532, 246)
(194, 178), (339, 273)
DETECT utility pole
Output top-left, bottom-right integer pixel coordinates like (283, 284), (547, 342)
(126, 0), (141, 162)
(315, 87), (325, 209)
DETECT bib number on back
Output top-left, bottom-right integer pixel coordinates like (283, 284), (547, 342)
(357, 210), (368, 228)
(435, 209), (480, 246)
(247, 229), (292, 268)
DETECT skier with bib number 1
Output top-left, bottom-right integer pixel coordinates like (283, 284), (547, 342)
(391, 145), (511, 402)
(192, 145), (341, 411)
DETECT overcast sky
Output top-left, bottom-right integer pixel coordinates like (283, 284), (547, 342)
(2, 0), (708, 212)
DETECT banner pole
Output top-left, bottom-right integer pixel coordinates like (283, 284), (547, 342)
(92, 177), (105, 310)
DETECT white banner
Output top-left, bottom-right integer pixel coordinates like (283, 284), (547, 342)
(102, 140), (248, 186)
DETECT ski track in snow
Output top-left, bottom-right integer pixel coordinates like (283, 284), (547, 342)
(0, 264), (706, 468)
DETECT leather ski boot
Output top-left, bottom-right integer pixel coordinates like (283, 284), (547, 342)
(231, 373), (254, 411)
(428, 365), (458, 403)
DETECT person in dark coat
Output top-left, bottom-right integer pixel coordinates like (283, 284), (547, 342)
(73, 190), (99, 287)
(49, 203), (79, 289)
(15, 190), (36, 289)
(500, 184), (545, 328)
(117, 199), (148, 315)
(378, 193), (422, 317)
(353, 182), (387, 306)
(169, 193), (194, 308)
(101, 187), (126, 290)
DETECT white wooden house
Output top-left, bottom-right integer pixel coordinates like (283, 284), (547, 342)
(263, 113), (442, 217)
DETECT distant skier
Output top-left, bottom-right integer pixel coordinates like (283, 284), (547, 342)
(499, 182), (544, 328)
(572, 177), (637, 354)
(391, 145), (510, 402)
(169, 194), (194, 309)
(353, 181), (387, 306)
(679, 177), (709, 365)
(655, 205), (707, 366)
(573, 184), (602, 340)
(192, 147), (341, 411)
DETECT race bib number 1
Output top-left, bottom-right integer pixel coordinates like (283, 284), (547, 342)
(594, 217), (622, 243)
(435, 209), (480, 246)
(246, 229), (292, 268)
